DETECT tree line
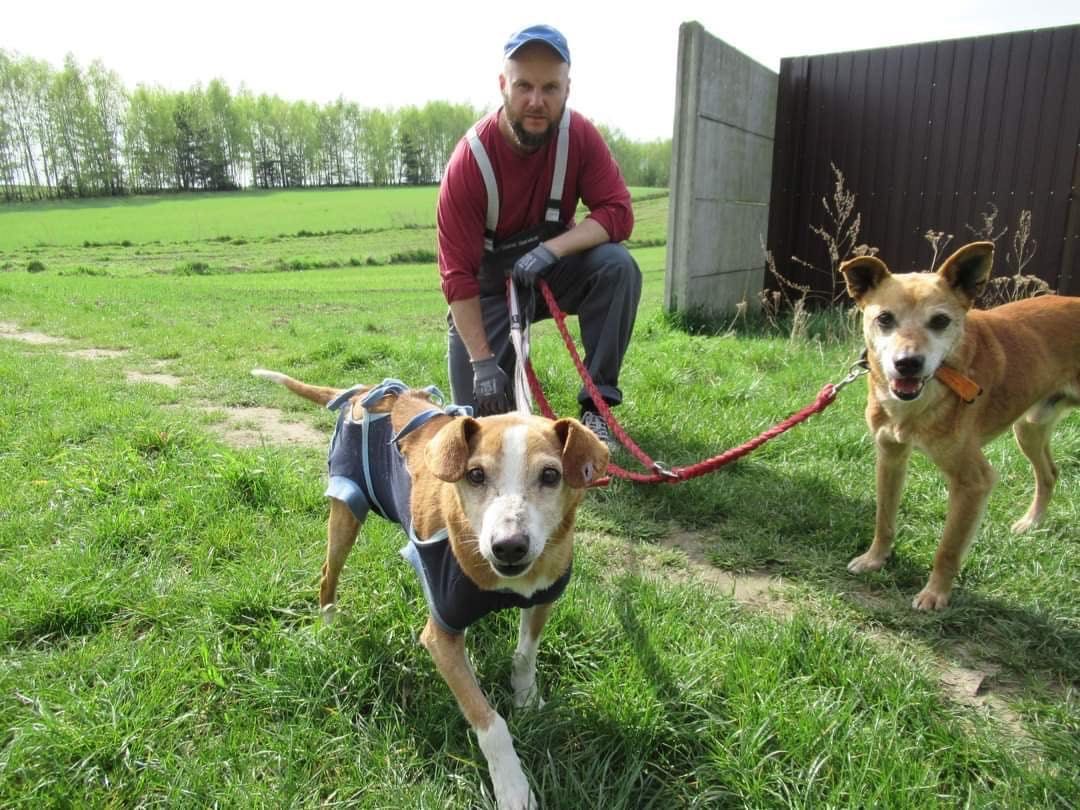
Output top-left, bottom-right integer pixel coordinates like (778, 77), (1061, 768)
(0, 50), (671, 202)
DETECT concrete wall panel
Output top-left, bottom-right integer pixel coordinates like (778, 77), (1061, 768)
(665, 22), (778, 315)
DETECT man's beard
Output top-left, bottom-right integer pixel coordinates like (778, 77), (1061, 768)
(506, 101), (565, 151)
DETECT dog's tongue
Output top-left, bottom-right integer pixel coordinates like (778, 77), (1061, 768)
(892, 378), (922, 396)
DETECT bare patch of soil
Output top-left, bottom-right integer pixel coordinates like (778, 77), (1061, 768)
(594, 529), (794, 618)
(197, 404), (326, 449)
(658, 531), (789, 613)
(125, 370), (183, 387)
(656, 533), (794, 613)
(934, 644), (1032, 740)
(614, 527), (1035, 742)
(65, 348), (130, 360)
(0, 322), (68, 345)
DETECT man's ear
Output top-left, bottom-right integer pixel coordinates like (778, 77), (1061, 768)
(937, 241), (994, 307)
(839, 255), (891, 306)
(425, 417), (481, 482)
(554, 418), (609, 489)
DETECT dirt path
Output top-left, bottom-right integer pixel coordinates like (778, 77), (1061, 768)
(2, 321), (323, 449)
(0, 321), (68, 345)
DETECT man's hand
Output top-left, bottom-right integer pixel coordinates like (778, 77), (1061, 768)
(511, 244), (558, 287)
(471, 357), (512, 416)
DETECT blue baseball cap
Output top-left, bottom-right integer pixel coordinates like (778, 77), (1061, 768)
(504, 24), (571, 65)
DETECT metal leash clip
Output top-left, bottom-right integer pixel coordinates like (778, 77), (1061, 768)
(651, 461), (681, 480)
(831, 351), (870, 395)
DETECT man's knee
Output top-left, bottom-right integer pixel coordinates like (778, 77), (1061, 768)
(584, 243), (641, 292)
(587, 242), (636, 270)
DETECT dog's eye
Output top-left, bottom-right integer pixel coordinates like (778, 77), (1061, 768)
(928, 314), (951, 331)
(466, 467), (485, 486)
(875, 311), (896, 329)
(539, 467), (561, 487)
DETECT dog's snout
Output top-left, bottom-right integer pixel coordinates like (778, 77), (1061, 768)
(491, 533), (530, 565)
(894, 355), (925, 377)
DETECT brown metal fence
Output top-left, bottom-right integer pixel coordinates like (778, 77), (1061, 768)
(766, 24), (1080, 300)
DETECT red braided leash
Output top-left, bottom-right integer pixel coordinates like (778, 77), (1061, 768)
(526, 279), (855, 487)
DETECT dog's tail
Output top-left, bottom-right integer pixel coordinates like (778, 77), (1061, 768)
(252, 368), (364, 407)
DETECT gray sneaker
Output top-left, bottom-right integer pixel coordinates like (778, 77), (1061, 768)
(580, 409), (617, 453)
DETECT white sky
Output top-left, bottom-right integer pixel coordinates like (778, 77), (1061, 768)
(5, 1), (1078, 141)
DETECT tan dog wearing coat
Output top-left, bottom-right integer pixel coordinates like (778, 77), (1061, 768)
(840, 241), (1080, 610)
(253, 369), (608, 809)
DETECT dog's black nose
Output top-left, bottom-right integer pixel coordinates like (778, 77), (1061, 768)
(492, 534), (529, 565)
(894, 355), (924, 376)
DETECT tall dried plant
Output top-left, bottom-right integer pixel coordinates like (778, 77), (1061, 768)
(791, 163), (877, 302)
(758, 164), (877, 344)
(968, 207), (1050, 308)
(965, 201), (1007, 243)
(924, 229), (954, 270)
(761, 238), (812, 341)
(1009, 209), (1037, 275)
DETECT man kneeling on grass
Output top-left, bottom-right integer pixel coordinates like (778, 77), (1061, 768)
(437, 23), (641, 451)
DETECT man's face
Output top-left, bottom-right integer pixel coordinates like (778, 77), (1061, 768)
(499, 44), (570, 152)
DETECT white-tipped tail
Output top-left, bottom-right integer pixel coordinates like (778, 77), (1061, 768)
(251, 368), (289, 384)
(251, 367), (346, 406)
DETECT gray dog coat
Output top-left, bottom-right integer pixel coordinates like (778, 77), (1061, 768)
(324, 380), (572, 634)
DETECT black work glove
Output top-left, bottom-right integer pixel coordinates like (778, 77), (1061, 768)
(511, 243), (558, 287)
(471, 357), (512, 416)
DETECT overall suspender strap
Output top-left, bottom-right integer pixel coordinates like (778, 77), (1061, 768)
(467, 110), (574, 415)
(545, 106), (572, 223)
(468, 108), (574, 253)
(466, 125), (499, 252)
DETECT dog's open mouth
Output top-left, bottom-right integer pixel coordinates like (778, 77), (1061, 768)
(493, 562), (530, 578)
(890, 376), (926, 401)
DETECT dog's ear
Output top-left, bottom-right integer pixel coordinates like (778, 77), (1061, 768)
(425, 417), (481, 482)
(838, 255), (891, 305)
(553, 418), (610, 489)
(937, 241), (994, 307)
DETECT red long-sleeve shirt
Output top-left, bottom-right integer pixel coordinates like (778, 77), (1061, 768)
(437, 107), (634, 303)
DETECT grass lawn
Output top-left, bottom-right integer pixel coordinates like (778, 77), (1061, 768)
(0, 189), (1077, 808)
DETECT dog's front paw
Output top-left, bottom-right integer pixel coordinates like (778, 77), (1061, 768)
(847, 551), (888, 574)
(912, 587), (950, 611)
(492, 777), (537, 810)
(478, 715), (536, 810)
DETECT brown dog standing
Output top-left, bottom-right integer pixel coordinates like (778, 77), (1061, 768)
(840, 242), (1080, 609)
(253, 369), (608, 809)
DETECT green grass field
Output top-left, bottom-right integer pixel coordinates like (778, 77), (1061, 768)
(0, 186), (668, 251)
(1, 189), (1077, 808)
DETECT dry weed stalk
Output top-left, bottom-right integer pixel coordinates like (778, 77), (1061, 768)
(972, 207), (1049, 308)
(726, 299), (750, 334)
(791, 163), (877, 302)
(965, 202), (1007, 243)
(761, 239), (812, 340)
(1009, 209), (1037, 275)
(924, 229), (954, 270)
(758, 164), (877, 343)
